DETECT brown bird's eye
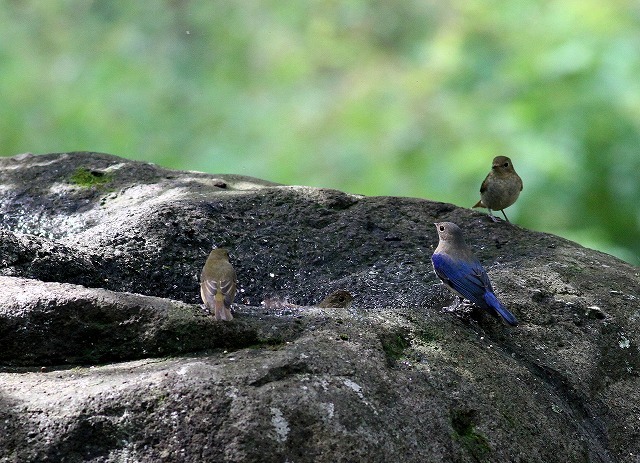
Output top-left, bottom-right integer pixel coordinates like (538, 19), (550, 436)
(503, 162), (509, 167)
(338, 296), (345, 302)
(439, 225), (445, 231)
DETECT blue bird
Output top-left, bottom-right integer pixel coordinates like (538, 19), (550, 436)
(431, 222), (518, 326)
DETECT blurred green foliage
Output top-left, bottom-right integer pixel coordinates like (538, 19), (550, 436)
(1, 1), (639, 265)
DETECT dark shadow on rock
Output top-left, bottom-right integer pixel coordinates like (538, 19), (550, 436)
(0, 277), (310, 367)
(0, 229), (103, 288)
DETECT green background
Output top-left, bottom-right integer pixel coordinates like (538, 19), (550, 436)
(1, 1), (639, 265)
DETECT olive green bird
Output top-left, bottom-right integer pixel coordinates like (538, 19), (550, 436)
(261, 290), (354, 310)
(200, 248), (237, 321)
(316, 290), (354, 309)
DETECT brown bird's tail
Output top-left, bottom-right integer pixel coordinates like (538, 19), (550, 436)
(214, 294), (233, 321)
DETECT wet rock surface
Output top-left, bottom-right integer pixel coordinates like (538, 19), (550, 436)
(0, 152), (638, 462)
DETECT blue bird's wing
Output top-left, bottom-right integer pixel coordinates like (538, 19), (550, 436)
(432, 253), (518, 325)
(432, 253), (487, 307)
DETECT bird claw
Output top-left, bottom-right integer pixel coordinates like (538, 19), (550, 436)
(443, 298), (474, 313)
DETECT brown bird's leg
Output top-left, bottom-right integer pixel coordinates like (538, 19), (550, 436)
(500, 209), (510, 222)
(487, 209), (501, 223)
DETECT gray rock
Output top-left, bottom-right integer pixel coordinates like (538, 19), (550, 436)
(0, 152), (638, 462)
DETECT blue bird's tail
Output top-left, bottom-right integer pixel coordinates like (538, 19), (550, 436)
(483, 291), (518, 326)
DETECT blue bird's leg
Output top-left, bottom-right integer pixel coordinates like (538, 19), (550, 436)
(458, 298), (475, 308)
(441, 295), (462, 312)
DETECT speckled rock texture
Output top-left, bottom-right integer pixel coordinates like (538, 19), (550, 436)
(0, 152), (638, 463)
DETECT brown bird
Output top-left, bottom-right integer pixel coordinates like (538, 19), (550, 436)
(473, 156), (523, 222)
(261, 290), (354, 310)
(200, 248), (237, 321)
(316, 290), (354, 309)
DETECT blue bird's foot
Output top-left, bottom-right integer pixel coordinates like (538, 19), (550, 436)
(443, 297), (475, 319)
(444, 296), (467, 311)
